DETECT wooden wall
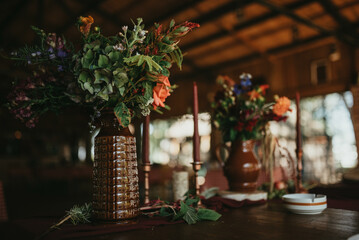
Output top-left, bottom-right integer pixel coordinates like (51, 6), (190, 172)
(158, 36), (357, 119)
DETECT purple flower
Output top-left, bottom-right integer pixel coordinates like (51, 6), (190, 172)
(49, 54), (56, 59)
(57, 65), (64, 71)
(48, 47), (54, 53)
(57, 37), (64, 49)
(233, 84), (242, 95)
(57, 49), (67, 58)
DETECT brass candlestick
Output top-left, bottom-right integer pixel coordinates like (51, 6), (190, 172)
(296, 148), (305, 193)
(192, 161), (203, 206)
(143, 163), (151, 204)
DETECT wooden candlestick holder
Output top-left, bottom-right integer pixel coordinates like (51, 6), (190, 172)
(142, 163), (151, 204)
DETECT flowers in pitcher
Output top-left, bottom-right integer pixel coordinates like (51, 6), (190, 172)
(6, 16), (199, 128)
(211, 73), (291, 142)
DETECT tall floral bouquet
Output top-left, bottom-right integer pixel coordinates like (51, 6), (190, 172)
(211, 73), (291, 142)
(5, 16), (199, 128)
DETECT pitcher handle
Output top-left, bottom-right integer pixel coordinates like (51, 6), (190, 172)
(215, 144), (230, 168)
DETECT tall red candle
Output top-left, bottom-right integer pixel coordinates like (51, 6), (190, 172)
(193, 82), (200, 163)
(142, 115), (150, 164)
(295, 92), (301, 151)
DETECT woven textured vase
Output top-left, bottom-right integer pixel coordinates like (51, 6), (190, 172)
(92, 110), (139, 221)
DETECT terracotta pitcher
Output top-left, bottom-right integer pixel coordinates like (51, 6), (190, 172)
(216, 139), (260, 192)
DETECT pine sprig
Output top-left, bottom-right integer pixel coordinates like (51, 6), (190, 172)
(35, 203), (92, 240)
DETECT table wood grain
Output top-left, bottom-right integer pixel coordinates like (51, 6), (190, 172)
(77, 203), (359, 240)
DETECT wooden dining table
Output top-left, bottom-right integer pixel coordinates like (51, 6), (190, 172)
(2, 202), (358, 240)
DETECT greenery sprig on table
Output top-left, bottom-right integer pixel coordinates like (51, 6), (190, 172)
(36, 203), (92, 240)
(37, 193), (221, 239)
(146, 193), (221, 225)
(5, 16), (199, 128)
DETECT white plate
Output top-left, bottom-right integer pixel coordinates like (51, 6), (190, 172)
(282, 193), (327, 215)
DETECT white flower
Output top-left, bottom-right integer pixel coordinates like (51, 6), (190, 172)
(113, 43), (125, 51)
(240, 73), (252, 80)
(146, 98), (154, 106)
(122, 26), (128, 32)
(141, 108), (151, 116)
(138, 30), (147, 38)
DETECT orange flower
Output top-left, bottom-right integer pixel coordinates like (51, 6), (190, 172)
(248, 89), (261, 100)
(152, 75), (171, 110)
(79, 16), (94, 36)
(259, 84), (269, 94)
(273, 96), (291, 116)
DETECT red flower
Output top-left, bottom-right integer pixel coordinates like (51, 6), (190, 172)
(245, 119), (258, 131)
(173, 21), (200, 37)
(235, 122), (244, 131)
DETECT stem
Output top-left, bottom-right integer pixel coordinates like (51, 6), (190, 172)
(35, 214), (71, 240)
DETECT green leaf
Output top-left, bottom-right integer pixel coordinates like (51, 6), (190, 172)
(97, 91), (109, 101)
(98, 55), (109, 68)
(83, 82), (94, 94)
(137, 55), (145, 66)
(159, 207), (172, 217)
(173, 201), (188, 221)
(113, 68), (128, 89)
(105, 45), (113, 54)
(201, 187), (219, 199)
(185, 197), (199, 206)
(114, 102), (131, 127)
(108, 51), (120, 62)
(197, 209), (221, 221)
(143, 82), (153, 100)
(161, 68), (170, 77)
(119, 87), (125, 96)
(183, 206), (199, 225)
(84, 49), (93, 60)
(94, 70), (109, 84)
(124, 55), (162, 72)
(78, 71), (89, 83)
(160, 60), (172, 68)
(169, 19), (175, 29)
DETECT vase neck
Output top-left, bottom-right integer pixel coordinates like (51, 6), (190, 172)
(233, 139), (255, 152)
(97, 110), (132, 137)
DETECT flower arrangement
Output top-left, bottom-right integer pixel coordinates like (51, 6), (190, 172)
(6, 16), (199, 128)
(211, 73), (291, 142)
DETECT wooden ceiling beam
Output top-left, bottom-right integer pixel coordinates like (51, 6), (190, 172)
(177, 32), (334, 80)
(190, 0), (252, 25)
(94, 0), (147, 28)
(181, 0), (315, 52)
(145, 0), (205, 25)
(254, 0), (357, 46)
(317, 0), (359, 41)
